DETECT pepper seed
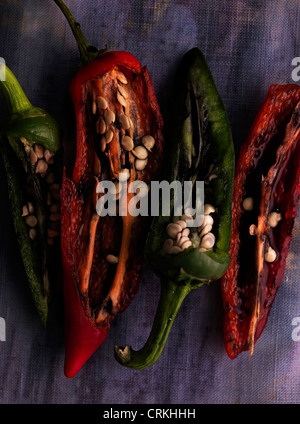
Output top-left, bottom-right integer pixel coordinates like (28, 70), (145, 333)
(242, 197), (254, 211)
(22, 205), (29, 217)
(265, 246), (277, 263)
(134, 158), (148, 171)
(119, 113), (131, 130)
(121, 135), (134, 151)
(166, 223), (182, 239)
(104, 109), (115, 125)
(25, 215), (38, 228)
(142, 135), (155, 151)
(268, 212), (281, 228)
(132, 145), (148, 160)
(35, 159), (48, 174)
(116, 71), (128, 85)
(29, 228), (37, 240)
(106, 254), (119, 264)
(117, 91), (127, 108)
(97, 96), (108, 110)
(118, 84), (128, 99)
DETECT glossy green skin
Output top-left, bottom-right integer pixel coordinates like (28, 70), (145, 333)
(146, 48), (234, 285)
(115, 48), (234, 369)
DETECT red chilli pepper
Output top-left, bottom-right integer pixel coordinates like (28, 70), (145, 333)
(221, 84), (300, 359)
(54, 1), (164, 377)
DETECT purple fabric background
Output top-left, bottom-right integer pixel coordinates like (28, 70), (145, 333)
(0, 0), (300, 404)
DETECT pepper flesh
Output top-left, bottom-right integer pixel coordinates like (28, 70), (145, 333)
(54, 0), (164, 377)
(221, 84), (300, 359)
(115, 48), (235, 369)
(0, 65), (62, 326)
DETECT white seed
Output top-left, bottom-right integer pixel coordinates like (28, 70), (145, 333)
(25, 215), (38, 228)
(132, 145), (148, 160)
(92, 100), (97, 115)
(118, 84), (128, 99)
(117, 91), (127, 107)
(268, 212), (281, 228)
(200, 232), (215, 249)
(142, 135), (155, 151)
(104, 109), (115, 125)
(178, 236), (190, 248)
(181, 213), (193, 221)
(175, 232), (182, 244)
(183, 208), (195, 218)
(96, 117), (106, 134)
(29, 228), (37, 240)
(105, 128), (114, 143)
(34, 144), (44, 159)
(30, 149), (38, 165)
(106, 254), (119, 264)
(204, 204), (216, 215)
(166, 222), (182, 239)
(118, 169), (130, 182)
(202, 214), (214, 227)
(28, 201), (35, 214)
(121, 135), (134, 151)
(181, 240), (192, 250)
(116, 71), (128, 84)
(249, 224), (257, 236)
(198, 247), (208, 252)
(265, 246), (277, 263)
(44, 149), (53, 163)
(208, 174), (217, 181)
(176, 220), (187, 230)
(100, 137), (107, 152)
(119, 113), (131, 130)
(134, 158), (148, 171)
(242, 197), (254, 211)
(22, 205), (29, 217)
(200, 223), (213, 238)
(163, 238), (174, 253)
(182, 227), (190, 237)
(169, 246), (182, 255)
(97, 96), (108, 110)
(35, 159), (48, 174)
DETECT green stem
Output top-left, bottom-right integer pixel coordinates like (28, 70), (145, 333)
(114, 278), (192, 369)
(0, 65), (32, 115)
(53, 0), (102, 65)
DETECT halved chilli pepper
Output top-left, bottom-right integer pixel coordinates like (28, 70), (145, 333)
(221, 84), (300, 359)
(53, 0), (164, 377)
(115, 48), (235, 369)
(0, 64), (62, 326)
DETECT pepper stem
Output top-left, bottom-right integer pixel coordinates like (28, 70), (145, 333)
(114, 278), (192, 369)
(0, 65), (32, 115)
(53, 0), (105, 65)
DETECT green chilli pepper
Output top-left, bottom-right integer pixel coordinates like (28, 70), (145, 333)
(114, 48), (235, 369)
(0, 64), (62, 326)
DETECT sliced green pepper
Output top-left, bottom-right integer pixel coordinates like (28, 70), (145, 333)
(0, 65), (62, 326)
(114, 48), (235, 369)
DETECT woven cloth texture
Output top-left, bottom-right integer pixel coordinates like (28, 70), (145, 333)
(0, 0), (300, 404)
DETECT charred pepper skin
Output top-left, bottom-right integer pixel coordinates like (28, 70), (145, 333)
(54, 0), (164, 377)
(115, 48), (235, 369)
(221, 84), (300, 359)
(0, 65), (62, 326)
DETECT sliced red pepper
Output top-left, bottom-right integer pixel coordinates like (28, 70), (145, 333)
(221, 84), (300, 359)
(61, 51), (164, 377)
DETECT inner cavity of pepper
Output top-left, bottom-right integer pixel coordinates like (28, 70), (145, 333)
(77, 66), (156, 322)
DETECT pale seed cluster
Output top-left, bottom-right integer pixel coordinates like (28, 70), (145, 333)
(243, 196), (280, 263)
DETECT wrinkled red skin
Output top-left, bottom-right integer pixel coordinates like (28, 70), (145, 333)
(61, 51), (164, 377)
(221, 84), (300, 359)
